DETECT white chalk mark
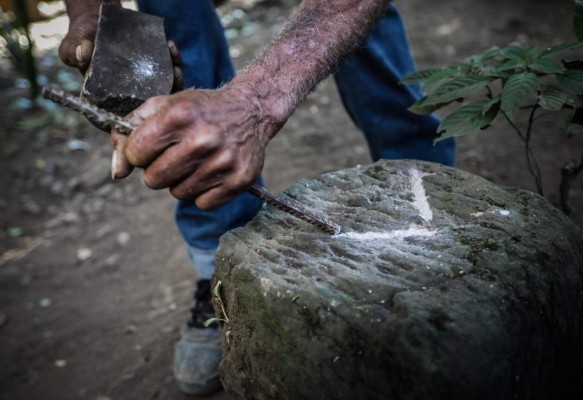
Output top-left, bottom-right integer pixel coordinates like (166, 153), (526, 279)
(471, 208), (511, 218)
(132, 56), (155, 79)
(410, 168), (433, 222)
(260, 277), (273, 296)
(338, 226), (437, 241)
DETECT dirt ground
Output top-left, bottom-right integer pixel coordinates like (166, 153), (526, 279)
(1, 0), (581, 399)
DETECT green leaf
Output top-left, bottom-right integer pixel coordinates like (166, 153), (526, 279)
(203, 318), (223, 327)
(528, 58), (567, 74)
(556, 69), (583, 94)
(540, 42), (583, 58)
(401, 69), (442, 85)
(436, 99), (500, 142)
(482, 96), (501, 116)
(422, 66), (465, 90)
(503, 46), (529, 62)
(498, 58), (527, 71)
(526, 47), (541, 61)
(402, 65), (467, 88)
(501, 72), (539, 120)
(575, 0), (583, 42)
(479, 47), (506, 63)
(408, 97), (448, 115)
(538, 85), (570, 111)
(424, 76), (495, 106)
(479, 67), (513, 79)
(212, 280), (222, 299)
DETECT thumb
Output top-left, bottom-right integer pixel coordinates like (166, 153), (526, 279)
(59, 38), (93, 72)
(111, 131), (134, 180)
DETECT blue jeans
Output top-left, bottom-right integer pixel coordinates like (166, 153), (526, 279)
(137, 0), (456, 279)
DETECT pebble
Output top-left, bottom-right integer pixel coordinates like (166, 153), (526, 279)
(116, 231), (131, 247)
(7, 227), (23, 238)
(67, 139), (91, 152)
(104, 254), (121, 267)
(77, 248), (93, 261)
(126, 324), (137, 334)
(54, 359), (67, 368)
(39, 298), (52, 308)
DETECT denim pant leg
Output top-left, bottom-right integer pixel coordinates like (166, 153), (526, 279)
(334, 5), (456, 166)
(137, 0), (263, 279)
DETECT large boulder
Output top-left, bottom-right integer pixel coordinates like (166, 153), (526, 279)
(214, 160), (583, 400)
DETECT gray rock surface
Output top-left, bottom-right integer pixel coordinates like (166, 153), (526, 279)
(214, 160), (583, 400)
(81, 3), (173, 117)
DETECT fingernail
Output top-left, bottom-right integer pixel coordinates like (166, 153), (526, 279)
(111, 150), (118, 180)
(75, 45), (83, 63)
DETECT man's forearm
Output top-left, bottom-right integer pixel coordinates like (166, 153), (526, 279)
(232, 0), (387, 137)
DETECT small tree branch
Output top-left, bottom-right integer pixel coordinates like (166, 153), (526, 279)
(524, 104), (544, 195)
(502, 109), (544, 195)
(502, 110), (525, 140)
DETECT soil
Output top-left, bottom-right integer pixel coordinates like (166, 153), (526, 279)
(0, 0), (581, 399)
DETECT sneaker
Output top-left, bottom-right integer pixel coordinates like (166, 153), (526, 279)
(174, 279), (223, 395)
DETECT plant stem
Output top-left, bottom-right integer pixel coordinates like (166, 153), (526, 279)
(502, 109), (544, 196)
(13, 0), (39, 101)
(525, 104), (544, 195)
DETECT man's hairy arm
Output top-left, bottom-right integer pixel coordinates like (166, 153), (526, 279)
(234, 0), (386, 131)
(115, 0), (387, 209)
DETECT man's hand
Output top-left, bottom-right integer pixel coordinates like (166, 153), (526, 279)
(110, 0), (385, 211)
(59, 0), (108, 72)
(59, 0), (183, 91)
(111, 85), (280, 210)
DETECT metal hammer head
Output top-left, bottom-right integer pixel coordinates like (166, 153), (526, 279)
(81, 3), (174, 118)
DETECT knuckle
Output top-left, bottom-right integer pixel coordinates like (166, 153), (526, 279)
(196, 197), (216, 211)
(215, 150), (236, 171)
(231, 170), (254, 191)
(241, 167), (258, 186)
(187, 132), (220, 155)
(142, 171), (162, 190)
(169, 185), (192, 200)
(123, 142), (142, 166)
(167, 101), (193, 123)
